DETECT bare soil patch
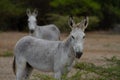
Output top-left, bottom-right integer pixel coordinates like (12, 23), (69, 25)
(0, 32), (27, 56)
(0, 31), (120, 80)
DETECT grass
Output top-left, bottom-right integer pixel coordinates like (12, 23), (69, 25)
(0, 32), (27, 57)
(31, 56), (120, 80)
(32, 74), (56, 80)
(0, 51), (13, 57)
(74, 56), (120, 80)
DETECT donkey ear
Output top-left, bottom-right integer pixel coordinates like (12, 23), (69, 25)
(78, 16), (89, 31)
(68, 15), (75, 29)
(33, 9), (38, 17)
(84, 16), (89, 28)
(26, 8), (31, 16)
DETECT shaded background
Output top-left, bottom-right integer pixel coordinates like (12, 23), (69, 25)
(0, 0), (120, 32)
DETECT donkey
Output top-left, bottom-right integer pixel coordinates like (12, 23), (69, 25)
(13, 16), (89, 80)
(26, 9), (60, 40)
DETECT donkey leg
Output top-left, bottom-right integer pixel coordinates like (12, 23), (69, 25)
(54, 71), (61, 80)
(23, 62), (33, 80)
(16, 59), (26, 80)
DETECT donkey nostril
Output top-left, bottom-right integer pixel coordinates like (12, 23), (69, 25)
(76, 52), (83, 59)
(30, 30), (34, 33)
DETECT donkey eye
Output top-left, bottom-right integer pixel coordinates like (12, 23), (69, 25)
(83, 36), (85, 39)
(71, 36), (75, 39)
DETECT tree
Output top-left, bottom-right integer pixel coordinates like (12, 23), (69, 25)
(50, 0), (101, 16)
(96, 0), (120, 29)
(0, 0), (25, 31)
(50, 0), (120, 30)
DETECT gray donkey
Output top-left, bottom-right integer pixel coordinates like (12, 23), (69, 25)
(13, 16), (89, 80)
(26, 9), (60, 40)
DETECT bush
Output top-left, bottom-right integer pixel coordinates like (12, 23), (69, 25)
(87, 16), (100, 31)
(47, 14), (71, 32)
(47, 14), (100, 32)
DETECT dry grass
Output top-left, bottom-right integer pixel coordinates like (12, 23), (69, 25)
(81, 32), (120, 65)
(0, 32), (27, 56)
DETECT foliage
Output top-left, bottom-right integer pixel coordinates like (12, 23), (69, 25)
(48, 14), (100, 32)
(50, 0), (120, 30)
(74, 56), (120, 80)
(88, 16), (100, 31)
(47, 14), (71, 32)
(0, 0), (24, 16)
(0, 0), (120, 31)
(50, 0), (101, 16)
(0, 0), (25, 31)
(96, 0), (120, 30)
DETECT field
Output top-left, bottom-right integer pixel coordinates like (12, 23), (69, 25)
(0, 32), (120, 80)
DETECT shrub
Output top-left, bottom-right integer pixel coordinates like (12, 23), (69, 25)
(47, 14), (100, 32)
(47, 14), (71, 32)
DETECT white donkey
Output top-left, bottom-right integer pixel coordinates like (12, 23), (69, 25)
(26, 9), (60, 40)
(13, 16), (88, 80)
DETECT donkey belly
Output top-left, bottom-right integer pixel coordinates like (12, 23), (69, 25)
(15, 36), (59, 72)
(40, 27), (59, 40)
(26, 54), (54, 72)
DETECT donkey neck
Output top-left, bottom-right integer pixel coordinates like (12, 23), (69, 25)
(34, 21), (38, 28)
(63, 35), (74, 54)
(63, 35), (73, 47)
(62, 35), (75, 60)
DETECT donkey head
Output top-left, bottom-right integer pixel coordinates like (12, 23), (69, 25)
(26, 9), (38, 33)
(68, 16), (88, 59)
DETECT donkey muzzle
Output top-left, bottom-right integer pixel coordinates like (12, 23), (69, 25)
(30, 29), (34, 34)
(76, 52), (83, 59)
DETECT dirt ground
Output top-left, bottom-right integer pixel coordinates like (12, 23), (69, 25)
(0, 32), (120, 80)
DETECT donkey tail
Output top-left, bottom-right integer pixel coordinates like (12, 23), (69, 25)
(13, 57), (16, 75)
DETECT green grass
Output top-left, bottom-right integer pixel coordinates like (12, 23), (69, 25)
(74, 56), (120, 80)
(32, 74), (56, 80)
(31, 56), (120, 80)
(0, 51), (13, 57)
